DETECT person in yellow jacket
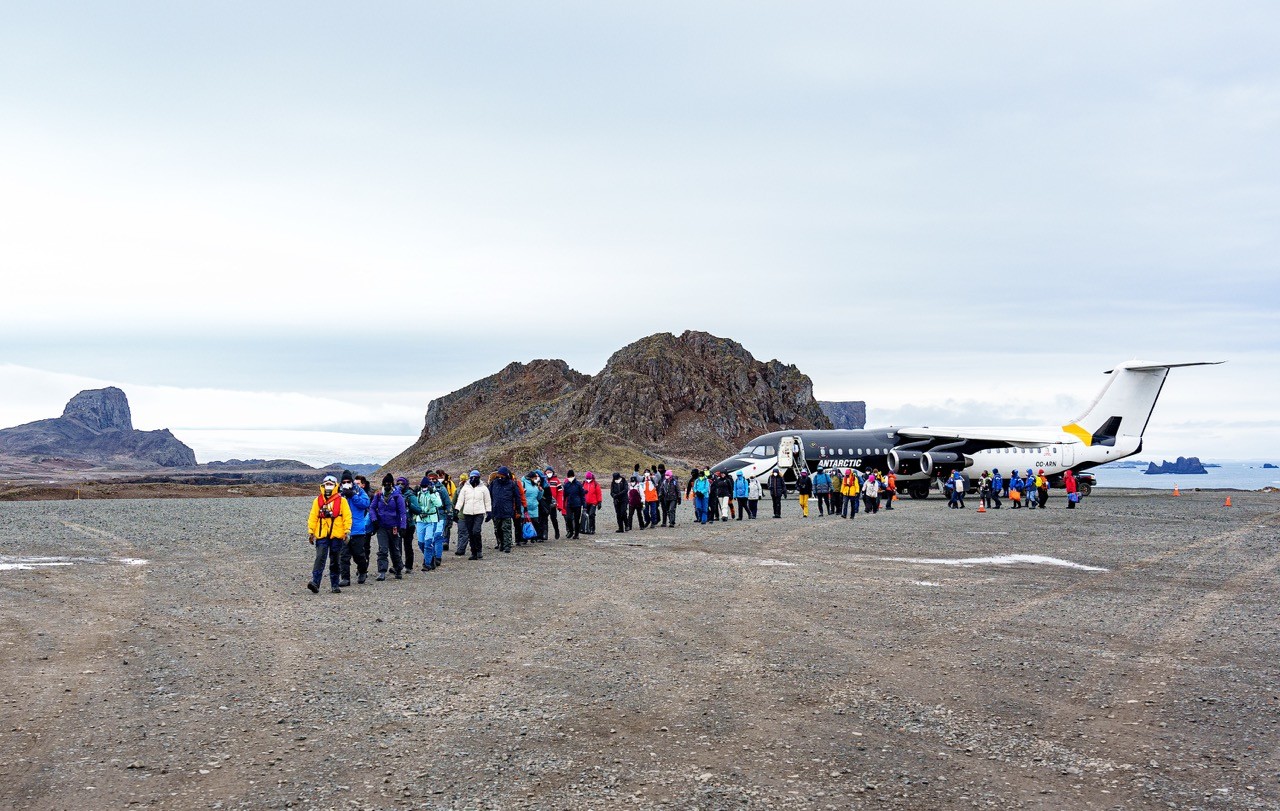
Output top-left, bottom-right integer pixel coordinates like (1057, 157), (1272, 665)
(307, 474), (352, 594)
(840, 469), (861, 518)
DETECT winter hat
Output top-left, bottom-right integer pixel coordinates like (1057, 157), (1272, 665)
(382, 473), (395, 487)
(584, 472), (594, 480)
(340, 469), (354, 483)
(544, 467), (555, 475)
(322, 474), (337, 485)
(395, 476), (409, 487)
(420, 475), (431, 487)
(497, 465), (511, 476)
(469, 469), (481, 477)
(612, 472), (622, 481)
(566, 469), (576, 478)
(665, 470), (673, 478)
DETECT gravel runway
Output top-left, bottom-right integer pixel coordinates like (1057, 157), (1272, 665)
(1, 489), (1277, 810)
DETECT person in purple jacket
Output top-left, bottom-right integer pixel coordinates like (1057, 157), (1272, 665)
(370, 473), (406, 580)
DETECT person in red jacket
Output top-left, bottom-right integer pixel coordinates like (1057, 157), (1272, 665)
(1063, 469), (1079, 509)
(543, 467), (564, 540)
(582, 472), (603, 535)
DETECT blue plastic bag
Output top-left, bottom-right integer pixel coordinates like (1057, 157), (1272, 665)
(522, 519), (537, 540)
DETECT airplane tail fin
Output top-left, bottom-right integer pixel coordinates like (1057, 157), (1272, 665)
(1061, 361), (1223, 446)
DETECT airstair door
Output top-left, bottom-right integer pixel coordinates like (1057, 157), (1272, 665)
(779, 436), (805, 482)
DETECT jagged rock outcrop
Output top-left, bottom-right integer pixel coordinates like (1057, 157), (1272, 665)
(1144, 456), (1208, 475)
(0, 387), (197, 468)
(382, 331), (832, 476)
(819, 401), (867, 430)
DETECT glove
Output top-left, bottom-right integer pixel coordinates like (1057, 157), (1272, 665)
(484, 512), (493, 523)
(307, 534), (315, 545)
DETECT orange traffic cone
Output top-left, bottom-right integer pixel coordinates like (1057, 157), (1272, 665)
(976, 502), (987, 513)
(1173, 485), (1180, 497)
(1224, 496), (1232, 507)
(892, 493), (899, 502)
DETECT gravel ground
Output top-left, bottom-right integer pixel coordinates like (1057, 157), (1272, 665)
(1, 489), (1277, 810)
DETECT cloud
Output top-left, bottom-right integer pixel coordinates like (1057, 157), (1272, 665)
(0, 364), (427, 434)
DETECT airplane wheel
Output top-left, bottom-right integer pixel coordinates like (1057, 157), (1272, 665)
(908, 484), (930, 499)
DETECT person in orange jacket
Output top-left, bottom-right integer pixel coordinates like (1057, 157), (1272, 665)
(641, 470), (660, 529)
(307, 474), (352, 594)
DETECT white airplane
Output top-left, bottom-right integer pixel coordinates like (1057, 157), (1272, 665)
(710, 360), (1223, 498)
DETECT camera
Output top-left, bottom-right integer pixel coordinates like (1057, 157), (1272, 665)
(320, 507), (334, 519)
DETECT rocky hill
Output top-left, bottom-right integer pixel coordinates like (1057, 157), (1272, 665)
(0, 387), (196, 468)
(819, 401), (867, 430)
(382, 331), (832, 477)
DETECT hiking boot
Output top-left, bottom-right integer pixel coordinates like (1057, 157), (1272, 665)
(376, 573), (387, 581)
(339, 579), (351, 587)
(331, 586), (342, 594)
(357, 574), (367, 584)
(393, 571), (403, 580)
(306, 582), (319, 593)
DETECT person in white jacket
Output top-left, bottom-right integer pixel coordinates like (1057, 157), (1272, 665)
(746, 476), (762, 519)
(453, 470), (493, 560)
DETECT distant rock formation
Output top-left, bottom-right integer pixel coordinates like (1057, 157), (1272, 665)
(819, 401), (867, 430)
(1263, 463), (1278, 470)
(382, 331), (832, 476)
(0, 387), (196, 468)
(1144, 456), (1208, 475)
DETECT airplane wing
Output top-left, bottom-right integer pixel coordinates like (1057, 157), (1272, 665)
(894, 427), (1066, 445)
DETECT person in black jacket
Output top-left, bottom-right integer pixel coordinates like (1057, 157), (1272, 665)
(561, 470), (586, 539)
(610, 472), (628, 533)
(711, 471), (734, 522)
(487, 467), (523, 553)
(767, 469), (786, 518)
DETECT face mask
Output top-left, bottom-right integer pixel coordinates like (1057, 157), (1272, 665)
(469, 475), (481, 487)
(383, 485), (392, 494)
(323, 485), (335, 495)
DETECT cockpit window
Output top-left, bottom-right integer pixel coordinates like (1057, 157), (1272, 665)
(739, 445), (757, 456)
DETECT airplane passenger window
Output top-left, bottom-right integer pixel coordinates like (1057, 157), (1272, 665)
(1052, 448), (1057, 454)
(857, 448), (862, 455)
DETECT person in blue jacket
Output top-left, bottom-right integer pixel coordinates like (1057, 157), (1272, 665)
(690, 469), (711, 524)
(812, 468), (833, 516)
(521, 472), (542, 545)
(949, 470), (966, 509)
(733, 471), (750, 521)
(338, 471), (373, 585)
(990, 468), (1003, 509)
(1009, 470), (1024, 508)
(370, 473), (406, 580)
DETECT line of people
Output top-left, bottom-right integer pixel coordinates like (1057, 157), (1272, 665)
(307, 465), (621, 593)
(305, 461), (1083, 592)
(944, 467), (1080, 509)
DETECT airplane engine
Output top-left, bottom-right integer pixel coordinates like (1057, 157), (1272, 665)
(888, 449), (923, 475)
(920, 450), (970, 477)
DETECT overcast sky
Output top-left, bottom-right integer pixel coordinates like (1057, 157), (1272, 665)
(2, 2), (1276, 464)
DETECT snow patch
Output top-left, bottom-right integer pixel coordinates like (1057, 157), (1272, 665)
(0, 555), (150, 572)
(758, 559), (797, 567)
(882, 554), (1107, 572)
(914, 580), (942, 587)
